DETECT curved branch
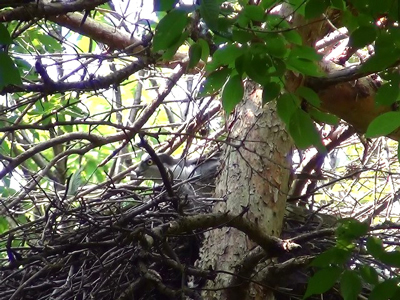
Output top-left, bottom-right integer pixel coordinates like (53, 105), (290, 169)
(0, 0), (108, 22)
(161, 212), (300, 256)
(290, 126), (355, 199)
(0, 132), (108, 181)
(1, 60), (146, 94)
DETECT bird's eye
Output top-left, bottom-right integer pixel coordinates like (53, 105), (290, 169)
(146, 159), (153, 166)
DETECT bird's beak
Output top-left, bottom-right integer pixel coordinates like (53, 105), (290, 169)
(135, 166), (144, 178)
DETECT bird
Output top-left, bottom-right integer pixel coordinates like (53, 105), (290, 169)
(135, 152), (221, 208)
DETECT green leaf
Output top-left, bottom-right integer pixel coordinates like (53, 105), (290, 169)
(366, 237), (384, 259)
(265, 34), (288, 58)
(369, 279), (399, 300)
(153, 0), (178, 11)
(303, 267), (342, 299)
(67, 166), (84, 196)
(392, 287), (400, 300)
(268, 58), (286, 77)
(277, 93), (300, 124)
(289, 109), (323, 150)
(222, 75), (244, 114)
(340, 270), (361, 300)
(375, 83), (400, 106)
(369, 0), (392, 15)
(290, 45), (322, 61)
(296, 86), (320, 107)
(200, 68), (231, 96)
(311, 248), (352, 267)
(85, 158), (98, 176)
(380, 250), (400, 268)
(261, 0), (279, 9)
(262, 82), (281, 103)
(360, 50), (400, 73)
(365, 111), (400, 138)
(375, 29), (400, 54)
(305, 0), (329, 19)
(330, 0), (345, 10)
(235, 54), (246, 76)
(213, 44), (244, 67)
(197, 38), (210, 62)
(243, 5), (265, 22)
(36, 34), (63, 53)
(0, 216), (8, 233)
(189, 43), (202, 69)
(200, 0), (220, 30)
(244, 50), (272, 85)
(359, 265), (379, 285)
(153, 9), (188, 51)
(336, 219), (369, 242)
(0, 24), (12, 45)
(233, 29), (254, 44)
(309, 108), (339, 125)
(0, 52), (22, 89)
(287, 57), (325, 77)
(349, 25), (377, 49)
(282, 29), (302, 45)
(289, 0), (306, 15)
(162, 31), (189, 60)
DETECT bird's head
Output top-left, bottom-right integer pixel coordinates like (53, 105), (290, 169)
(136, 153), (178, 179)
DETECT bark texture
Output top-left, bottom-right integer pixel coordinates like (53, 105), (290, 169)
(198, 83), (294, 299)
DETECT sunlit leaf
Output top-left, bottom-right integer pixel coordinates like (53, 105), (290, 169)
(213, 44), (245, 67)
(287, 57), (325, 77)
(0, 216), (8, 233)
(303, 267), (342, 299)
(261, 0), (279, 9)
(309, 108), (339, 125)
(197, 38), (210, 62)
(289, 108), (324, 150)
(311, 248), (352, 267)
(162, 31), (189, 60)
(296, 86), (320, 107)
(290, 45), (322, 61)
(277, 93), (300, 124)
(365, 112), (400, 138)
(153, 9), (188, 51)
(336, 218), (369, 242)
(375, 83), (400, 106)
(200, 67), (231, 96)
(200, 0), (219, 30)
(243, 5), (265, 22)
(222, 75), (244, 114)
(153, 0), (178, 11)
(188, 43), (202, 69)
(264, 34), (288, 58)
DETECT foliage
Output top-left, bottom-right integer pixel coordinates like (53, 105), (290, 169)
(305, 219), (400, 300)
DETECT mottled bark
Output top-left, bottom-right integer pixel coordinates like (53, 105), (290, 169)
(198, 83), (294, 299)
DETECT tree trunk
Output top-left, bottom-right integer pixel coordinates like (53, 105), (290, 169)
(198, 82), (294, 299)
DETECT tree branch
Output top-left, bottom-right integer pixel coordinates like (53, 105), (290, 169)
(0, 0), (109, 22)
